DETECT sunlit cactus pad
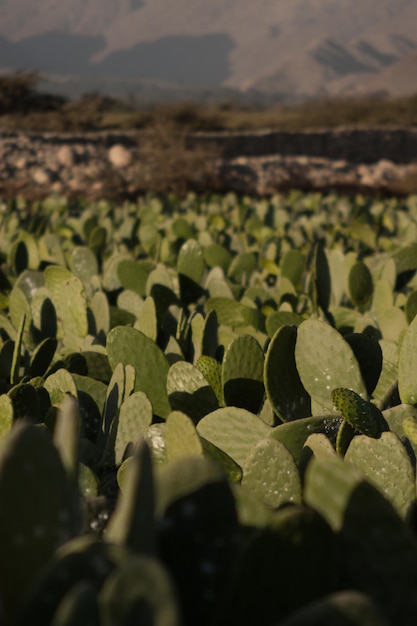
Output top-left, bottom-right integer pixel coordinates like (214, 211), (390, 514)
(0, 190), (417, 625)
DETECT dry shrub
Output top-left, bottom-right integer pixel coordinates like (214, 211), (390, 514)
(135, 116), (221, 196)
(0, 70), (65, 115)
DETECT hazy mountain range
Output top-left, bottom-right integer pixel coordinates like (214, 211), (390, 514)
(0, 0), (416, 101)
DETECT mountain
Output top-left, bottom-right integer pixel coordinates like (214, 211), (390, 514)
(0, 0), (416, 100)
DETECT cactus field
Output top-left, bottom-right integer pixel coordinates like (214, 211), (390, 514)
(1, 190), (417, 625)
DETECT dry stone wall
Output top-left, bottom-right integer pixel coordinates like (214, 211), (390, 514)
(189, 127), (417, 164)
(0, 127), (416, 199)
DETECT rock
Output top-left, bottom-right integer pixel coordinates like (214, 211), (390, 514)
(57, 145), (76, 167)
(32, 168), (52, 185)
(14, 157), (28, 170)
(108, 144), (133, 168)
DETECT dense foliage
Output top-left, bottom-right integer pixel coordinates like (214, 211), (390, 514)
(1, 190), (417, 625)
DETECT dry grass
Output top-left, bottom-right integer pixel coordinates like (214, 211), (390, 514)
(134, 116), (221, 196)
(2, 71), (417, 133)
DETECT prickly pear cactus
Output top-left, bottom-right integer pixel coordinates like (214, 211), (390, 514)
(107, 326), (170, 418)
(265, 325), (311, 421)
(0, 422), (79, 622)
(305, 456), (417, 626)
(225, 506), (338, 625)
(398, 314), (417, 404)
(167, 360), (219, 422)
(222, 334), (264, 414)
(295, 319), (367, 412)
(348, 261), (374, 312)
(98, 556), (180, 626)
(241, 437), (302, 508)
(331, 388), (387, 438)
(344, 431), (415, 519)
(106, 440), (156, 556)
(196, 407), (270, 466)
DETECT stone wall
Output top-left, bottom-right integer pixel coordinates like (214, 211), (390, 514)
(1, 127), (417, 199)
(188, 127), (417, 164)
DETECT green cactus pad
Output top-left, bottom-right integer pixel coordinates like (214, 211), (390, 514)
(405, 289), (417, 324)
(231, 484), (272, 527)
(345, 432), (415, 519)
(53, 395), (80, 483)
(270, 415), (342, 461)
(196, 407), (270, 466)
(31, 291), (58, 340)
(89, 291), (110, 338)
(398, 314), (417, 404)
(392, 243), (417, 275)
(0, 394), (13, 441)
(266, 311), (305, 338)
(72, 374), (106, 441)
(106, 440), (156, 556)
(70, 247), (99, 290)
(222, 334), (264, 414)
(196, 355), (224, 405)
(10, 312), (25, 384)
(44, 266), (88, 343)
(44, 369), (78, 407)
(177, 239), (205, 285)
(165, 411), (204, 461)
(51, 582), (99, 626)
(18, 538), (129, 626)
(167, 360), (219, 423)
(348, 261), (374, 311)
(8, 382), (39, 421)
(98, 556), (180, 626)
(99, 363), (129, 460)
(29, 337), (58, 377)
(89, 225), (107, 257)
(312, 242), (331, 312)
(206, 297), (265, 332)
(200, 438), (242, 482)
(117, 259), (152, 297)
(336, 419), (356, 456)
(204, 243), (233, 272)
(281, 249), (305, 288)
(377, 305), (407, 342)
(295, 319), (367, 412)
(265, 325), (311, 421)
(228, 251), (257, 282)
(328, 248), (346, 307)
(278, 590), (388, 626)
(304, 456), (417, 626)
(331, 388), (387, 438)
(225, 505), (338, 625)
(155, 456), (238, 626)
(134, 296), (158, 342)
(372, 340), (398, 404)
(0, 422), (79, 620)
(9, 285), (32, 343)
(81, 351), (113, 384)
(102, 253), (132, 291)
(242, 437), (302, 508)
(107, 326), (170, 419)
(0, 340), (14, 380)
(344, 333), (382, 397)
(111, 391), (153, 465)
(402, 414), (417, 445)
(78, 464), (99, 498)
(201, 309), (219, 357)
(300, 433), (337, 475)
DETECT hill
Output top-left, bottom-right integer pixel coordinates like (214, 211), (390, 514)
(0, 0), (416, 99)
